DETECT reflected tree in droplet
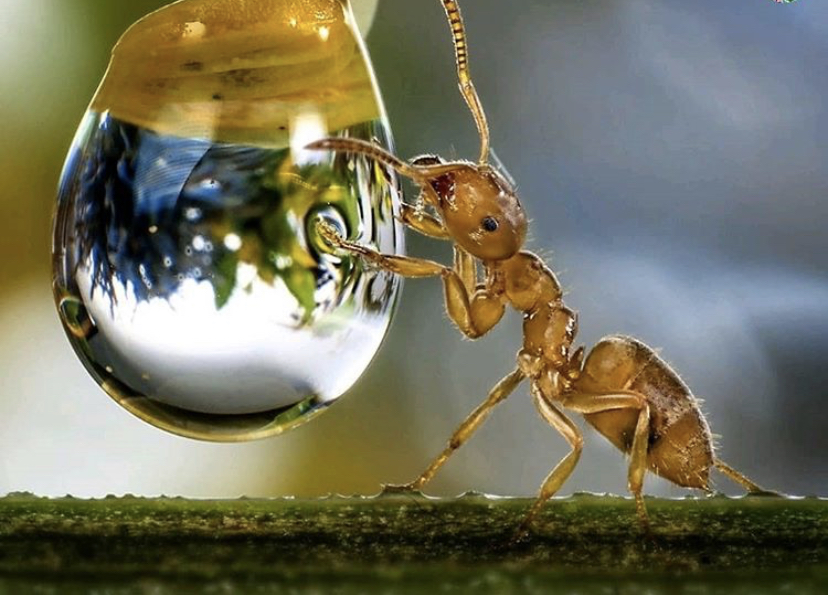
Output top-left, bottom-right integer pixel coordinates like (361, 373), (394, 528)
(52, 0), (404, 441)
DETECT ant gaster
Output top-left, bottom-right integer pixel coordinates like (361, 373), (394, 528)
(309, 0), (770, 536)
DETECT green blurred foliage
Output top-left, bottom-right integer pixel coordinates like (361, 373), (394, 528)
(0, 0), (173, 295)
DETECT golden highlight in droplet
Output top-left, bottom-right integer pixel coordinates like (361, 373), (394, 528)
(91, 0), (382, 147)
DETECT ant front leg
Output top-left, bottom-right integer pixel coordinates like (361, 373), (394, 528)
(444, 255), (507, 340)
(399, 202), (450, 239)
(318, 221), (505, 340)
(454, 245), (477, 294)
(318, 220), (448, 278)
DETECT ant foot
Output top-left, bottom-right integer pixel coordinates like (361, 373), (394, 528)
(315, 219), (345, 248)
(380, 482), (423, 495)
(509, 522), (534, 547)
(747, 488), (784, 498)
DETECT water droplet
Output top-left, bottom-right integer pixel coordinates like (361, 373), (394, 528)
(52, 0), (404, 442)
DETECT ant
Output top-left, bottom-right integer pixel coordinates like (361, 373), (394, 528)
(309, 0), (770, 537)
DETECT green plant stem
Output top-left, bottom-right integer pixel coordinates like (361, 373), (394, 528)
(0, 493), (826, 593)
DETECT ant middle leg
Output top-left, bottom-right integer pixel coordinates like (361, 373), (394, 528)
(562, 391), (652, 529)
(443, 248), (506, 339)
(386, 368), (526, 493)
(516, 389), (584, 539)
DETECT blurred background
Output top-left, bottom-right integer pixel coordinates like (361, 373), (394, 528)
(1, 0), (825, 499)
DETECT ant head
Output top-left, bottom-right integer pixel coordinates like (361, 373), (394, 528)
(410, 0), (528, 261)
(307, 0), (528, 261)
(414, 156), (527, 261)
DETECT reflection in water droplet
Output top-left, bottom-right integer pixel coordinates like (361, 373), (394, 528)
(51, 0), (404, 442)
(57, 296), (96, 341)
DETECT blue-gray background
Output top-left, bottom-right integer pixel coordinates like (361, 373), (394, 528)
(0, 0), (825, 498)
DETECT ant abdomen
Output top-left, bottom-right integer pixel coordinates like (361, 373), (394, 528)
(576, 336), (714, 489)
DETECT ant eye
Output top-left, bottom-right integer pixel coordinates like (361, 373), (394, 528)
(482, 216), (499, 232)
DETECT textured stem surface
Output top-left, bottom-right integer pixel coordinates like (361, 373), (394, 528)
(1, 493), (825, 593)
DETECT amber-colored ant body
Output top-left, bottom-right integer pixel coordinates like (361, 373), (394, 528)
(310, 0), (769, 536)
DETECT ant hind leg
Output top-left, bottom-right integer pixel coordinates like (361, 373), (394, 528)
(562, 390), (652, 531)
(713, 459), (778, 496)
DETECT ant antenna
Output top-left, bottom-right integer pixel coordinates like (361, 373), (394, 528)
(306, 138), (425, 181)
(440, 0), (490, 166)
(306, 138), (469, 184)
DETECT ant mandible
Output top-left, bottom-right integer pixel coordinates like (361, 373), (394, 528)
(309, 0), (770, 536)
